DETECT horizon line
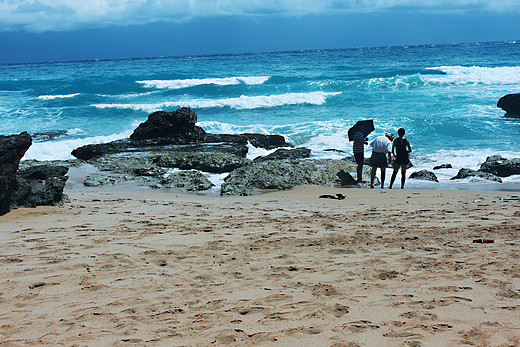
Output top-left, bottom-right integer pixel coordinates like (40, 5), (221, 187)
(1, 39), (518, 67)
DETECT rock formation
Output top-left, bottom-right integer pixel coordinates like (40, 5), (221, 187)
(130, 108), (206, 142)
(450, 168), (502, 183)
(11, 165), (69, 208)
(479, 155), (520, 177)
(497, 94), (520, 116)
(71, 108), (291, 161)
(0, 132), (32, 215)
(409, 170), (438, 182)
(221, 159), (362, 195)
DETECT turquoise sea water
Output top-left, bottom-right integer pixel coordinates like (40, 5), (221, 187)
(1, 41), (520, 188)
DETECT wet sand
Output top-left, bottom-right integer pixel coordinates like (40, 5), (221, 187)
(1, 185), (519, 346)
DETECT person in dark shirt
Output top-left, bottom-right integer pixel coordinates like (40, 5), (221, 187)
(389, 128), (412, 189)
(352, 122), (368, 183)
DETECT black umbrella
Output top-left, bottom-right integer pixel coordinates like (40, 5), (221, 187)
(348, 119), (374, 142)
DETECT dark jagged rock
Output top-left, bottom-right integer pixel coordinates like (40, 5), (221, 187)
(254, 147), (311, 162)
(72, 139), (251, 161)
(0, 132), (32, 215)
(221, 159), (360, 196)
(433, 163), (453, 170)
(450, 168), (502, 183)
(10, 164), (69, 208)
(130, 108), (206, 141)
(497, 93), (520, 116)
(479, 155), (520, 177)
(71, 108), (290, 161)
(409, 169), (438, 182)
(155, 151), (251, 173)
(158, 170), (214, 191)
(71, 139), (133, 160)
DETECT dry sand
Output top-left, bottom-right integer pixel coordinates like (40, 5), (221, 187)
(1, 185), (519, 346)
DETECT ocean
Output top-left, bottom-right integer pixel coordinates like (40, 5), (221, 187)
(1, 41), (520, 189)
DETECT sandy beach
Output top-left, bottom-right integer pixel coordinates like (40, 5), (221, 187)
(1, 185), (519, 346)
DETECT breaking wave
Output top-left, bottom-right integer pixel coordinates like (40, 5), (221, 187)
(137, 76), (270, 89)
(91, 91), (341, 112)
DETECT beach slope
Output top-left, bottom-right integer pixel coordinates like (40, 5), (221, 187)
(1, 186), (519, 345)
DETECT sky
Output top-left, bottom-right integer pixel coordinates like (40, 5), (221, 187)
(1, 0), (520, 64)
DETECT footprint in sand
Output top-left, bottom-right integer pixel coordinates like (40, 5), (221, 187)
(342, 320), (380, 332)
(311, 283), (339, 296)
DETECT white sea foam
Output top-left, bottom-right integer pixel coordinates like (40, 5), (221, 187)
(137, 76), (270, 89)
(91, 91), (341, 112)
(23, 130), (132, 161)
(343, 65), (520, 90)
(37, 93), (80, 100)
(97, 91), (156, 98)
(425, 65), (520, 85)
(197, 121), (275, 136)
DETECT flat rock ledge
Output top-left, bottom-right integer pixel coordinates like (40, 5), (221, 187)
(221, 159), (364, 196)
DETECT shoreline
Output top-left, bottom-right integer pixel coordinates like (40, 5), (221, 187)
(1, 185), (519, 345)
(62, 161), (520, 195)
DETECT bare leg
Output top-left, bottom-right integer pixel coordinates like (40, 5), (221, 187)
(380, 167), (386, 188)
(401, 164), (407, 189)
(357, 163), (363, 183)
(389, 164), (399, 189)
(370, 167), (377, 188)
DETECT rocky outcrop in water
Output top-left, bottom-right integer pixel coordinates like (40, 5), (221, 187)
(497, 94), (520, 116)
(479, 155), (520, 177)
(130, 108), (206, 142)
(71, 108), (290, 161)
(0, 132), (32, 215)
(221, 159), (363, 196)
(433, 163), (452, 170)
(450, 168), (502, 183)
(11, 164), (69, 208)
(409, 170), (438, 182)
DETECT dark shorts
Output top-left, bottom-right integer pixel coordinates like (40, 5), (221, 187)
(354, 152), (364, 165)
(370, 152), (388, 168)
(394, 155), (410, 165)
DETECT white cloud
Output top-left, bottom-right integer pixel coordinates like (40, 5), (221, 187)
(0, 0), (518, 33)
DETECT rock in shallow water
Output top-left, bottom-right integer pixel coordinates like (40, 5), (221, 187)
(409, 169), (438, 182)
(497, 93), (520, 116)
(450, 168), (502, 183)
(479, 155), (520, 177)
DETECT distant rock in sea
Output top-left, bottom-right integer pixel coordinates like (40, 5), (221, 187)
(497, 93), (520, 116)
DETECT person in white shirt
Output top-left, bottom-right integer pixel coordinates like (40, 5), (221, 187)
(369, 133), (394, 188)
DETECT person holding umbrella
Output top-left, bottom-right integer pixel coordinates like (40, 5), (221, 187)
(348, 120), (374, 183)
